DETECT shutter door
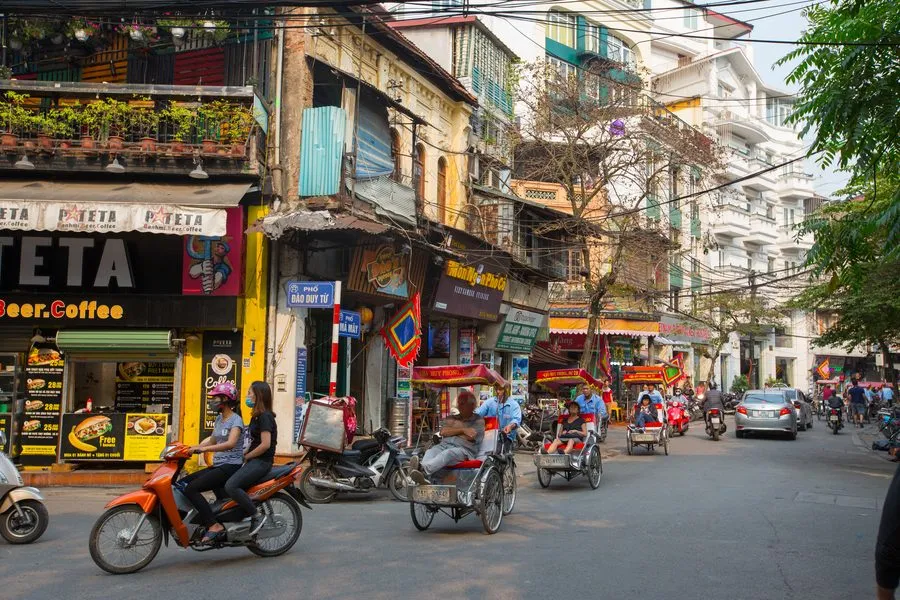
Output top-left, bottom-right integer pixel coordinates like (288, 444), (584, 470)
(174, 48), (225, 86)
(127, 53), (175, 85)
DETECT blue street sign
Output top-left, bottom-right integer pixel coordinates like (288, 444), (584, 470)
(286, 281), (335, 308)
(339, 310), (362, 339)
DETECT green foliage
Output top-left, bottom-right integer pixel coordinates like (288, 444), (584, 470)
(81, 98), (132, 139)
(163, 101), (196, 142)
(0, 92), (35, 134)
(730, 375), (749, 395)
(221, 105), (255, 145)
(0, 66), (12, 80)
(66, 19), (100, 39)
(130, 98), (160, 138)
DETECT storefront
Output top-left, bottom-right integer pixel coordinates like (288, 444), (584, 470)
(0, 190), (267, 468)
(657, 315), (714, 386)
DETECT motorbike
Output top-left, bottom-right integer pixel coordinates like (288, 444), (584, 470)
(0, 431), (49, 544)
(705, 408), (727, 441)
(688, 398), (705, 422)
(723, 393), (740, 414)
(298, 427), (412, 504)
(89, 442), (307, 574)
(828, 407), (843, 434)
(515, 420), (544, 452)
(666, 397), (690, 436)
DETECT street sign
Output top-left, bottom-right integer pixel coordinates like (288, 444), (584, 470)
(286, 281), (335, 308)
(339, 310), (361, 339)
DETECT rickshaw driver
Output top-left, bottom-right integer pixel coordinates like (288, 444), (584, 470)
(575, 383), (607, 426)
(408, 391), (486, 484)
(475, 383), (521, 454)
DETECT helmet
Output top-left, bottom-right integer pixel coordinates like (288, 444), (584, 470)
(208, 381), (237, 402)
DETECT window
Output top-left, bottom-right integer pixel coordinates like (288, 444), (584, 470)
(718, 249), (726, 267)
(671, 226), (682, 247)
(765, 203), (775, 220)
(583, 22), (600, 54)
(684, 8), (698, 29)
(547, 10), (576, 47)
(585, 72), (600, 101)
(547, 55), (577, 83)
(670, 286), (681, 312)
(767, 99), (793, 127)
(566, 249), (584, 281)
(747, 256), (753, 270)
(415, 144), (426, 200)
(718, 83), (732, 99)
(437, 157), (448, 224)
(607, 35), (636, 68)
(768, 257), (775, 273)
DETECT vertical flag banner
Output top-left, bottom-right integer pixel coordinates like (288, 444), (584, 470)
(380, 292), (422, 367)
(816, 358), (831, 380)
(596, 334), (612, 381)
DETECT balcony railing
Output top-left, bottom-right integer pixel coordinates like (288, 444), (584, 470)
(0, 80), (267, 178)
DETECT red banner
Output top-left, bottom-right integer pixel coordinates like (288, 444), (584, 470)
(411, 364), (507, 387)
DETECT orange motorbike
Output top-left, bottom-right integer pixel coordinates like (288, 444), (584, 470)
(88, 443), (308, 574)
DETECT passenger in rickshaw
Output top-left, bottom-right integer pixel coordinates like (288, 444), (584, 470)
(637, 383), (664, 405)
(632, 395), (660, 431)
(575, 383), (608, 426)
(408, 391), (486, 484)
(475, 383), (521, 454)
(542, 401), (588, 455)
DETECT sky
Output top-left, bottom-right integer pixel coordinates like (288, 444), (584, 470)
(734, 0), (850, 198)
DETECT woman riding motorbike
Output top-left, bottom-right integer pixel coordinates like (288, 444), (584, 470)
(181, 382), (245, 544)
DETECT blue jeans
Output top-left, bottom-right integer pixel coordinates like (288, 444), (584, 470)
(635, 412), (657, 428)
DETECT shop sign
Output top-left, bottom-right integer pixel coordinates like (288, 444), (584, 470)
(659, 316), (712, 344)
(114, 362), (175, 413)
(339, 310), (361, 339)
(286, 281), (334, 308)
(293, 348), (308, 443)
(510, 355), (529, 405)
(182, 207), (244, 297)
(19, 344), (64, 465)
(496, 308), (544, 352)
(200, 331), (243, 440)
(347, 244), (426, 300)
(432, 258), (509, 321)
(458, 329), (475, 366)
(59, 413), (168, 461)
(396, 363), (412, 400)
(549, 332), (586, 351)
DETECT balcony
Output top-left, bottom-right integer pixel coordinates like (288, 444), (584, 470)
(0, 80), (267, 178)
(549, 281), (591, 303)
(709, 204), (751, 238)
(776, 171), (815, 200)
(743, 213), (779, 243)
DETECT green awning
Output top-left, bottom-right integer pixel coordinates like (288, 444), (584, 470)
(56, 330), (175, 354)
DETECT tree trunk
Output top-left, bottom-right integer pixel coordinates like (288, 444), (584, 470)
(704, 342), (723, 388)
(879, 339), (895, 385)
(580, 312), (599, 371)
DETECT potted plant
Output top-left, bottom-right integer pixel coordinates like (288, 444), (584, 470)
(49, 106), (80, 149)
(221, 104), (255, 157)
(0, 66), (11, 80)
(80, 97), (131, 149)
(198, 100), (229, 153)
(34, 111), (71, 150)
(202, 19), (231, 43)
(67, 19), (100, 43)
(131, 100), (161, 152)
(163, 101), (195, 153)
(0, 91), (34, 148)
(116, 22), (158, 43)
(157, 17), (194, 43)
(9, 19), (50, 45)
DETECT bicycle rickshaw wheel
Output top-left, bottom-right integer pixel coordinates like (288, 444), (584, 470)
(537, 467), (552, 488)
(626, 436), (633, 455)
(663, 434), (669, 455)
(587, 446), (602, 489)
(479, 468), (503, 534)
(410, 501), (436, 531)
(501, 462), (517, 515)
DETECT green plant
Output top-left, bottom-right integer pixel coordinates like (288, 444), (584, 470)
(49, 106), (80, 138)
(163, 101), (196, 142)
(66, 19), (101, 40)
(81, 97), (132, 140)
(0, 92), (36, 134)
(730, 375), (749, 395)
(221, 105), (255, 145)
(200, 19), (231, 43)
(765, 377), (786, 388)
(157, 17), (195, 29)
(9, 19), (51, 42)
(197, 100), (230, 140)
(130, 99), (161, 138)
(0, 66), (12, 80)
(34, 111), (69, 137)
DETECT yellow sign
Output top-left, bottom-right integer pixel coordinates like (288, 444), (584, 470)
(123, 413), (168, 461)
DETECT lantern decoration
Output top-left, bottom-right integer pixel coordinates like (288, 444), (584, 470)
(359, 307), (374, 325)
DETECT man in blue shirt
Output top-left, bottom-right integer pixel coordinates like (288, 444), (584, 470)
(638, 384), (664, 405)
(475, 383), (522, 454)
(575, 383), (608, 435)
(883, 386), (895, 407)
(846, 379), (868, 428)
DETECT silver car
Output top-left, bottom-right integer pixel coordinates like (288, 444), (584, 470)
(735, 389), (798, 440)
(782, 388), (814, 431)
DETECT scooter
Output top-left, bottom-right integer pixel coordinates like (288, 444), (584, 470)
(828, 408), (843, 434)
(298, 427), (412, 504)
(0, 431), (49, 544)
(705, 408), (727, 441)
(666, 398), (690, 436)
(88, 442), (307, 574)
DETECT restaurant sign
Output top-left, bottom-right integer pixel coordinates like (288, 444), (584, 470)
(495, 308), (544, 352)
(432, 257), (509, 322)
(659, 315), (712, 344)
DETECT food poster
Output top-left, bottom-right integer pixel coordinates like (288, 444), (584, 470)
(458, 328), (475, 366)
(510, 355), (529, 406)
(60, 413), (126, 460)
(200, 331), (242, 439)
(19, 345), (64, 464)
(115, 362), (175, 413)
(396, 363), (412, 400)
(123, 413), (168, 461)
(0, 413), (11, 454)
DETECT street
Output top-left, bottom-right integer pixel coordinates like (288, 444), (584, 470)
(0, 417), (894, 600)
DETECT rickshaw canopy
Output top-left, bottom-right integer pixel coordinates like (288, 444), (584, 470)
(411, 364), (508, 388)
(535, 368), (602, 392)
(622, 365), (666, 384)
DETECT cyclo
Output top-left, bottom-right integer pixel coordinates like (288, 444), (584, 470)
(406, 365), (515, 535)
(622, 366), (670, 456)
(531, 369), (604, 489)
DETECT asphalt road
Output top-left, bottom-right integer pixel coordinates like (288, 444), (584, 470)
(0, 417), (895, 600)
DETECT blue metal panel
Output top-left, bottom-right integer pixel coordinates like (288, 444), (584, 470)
(299, 106), (347, 197)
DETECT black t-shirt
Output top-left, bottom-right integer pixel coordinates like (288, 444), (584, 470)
(247, 411), (277, 462)
(561, 417), (585, 437)
(877, 465), (900, 589)
(848, 386), (867, 404)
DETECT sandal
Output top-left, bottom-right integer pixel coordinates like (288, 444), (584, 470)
(201, 527), (225, 545)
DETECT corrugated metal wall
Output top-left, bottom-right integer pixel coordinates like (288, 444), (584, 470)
(173, 48), (225, 86)
(127, 53), (175, 85)
(81, 34), (129, 83)
(299, 106), (347, 197)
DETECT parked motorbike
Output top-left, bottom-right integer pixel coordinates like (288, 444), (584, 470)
(516, 420), (544, 452)
(666, 398), (690, 436)
(723, 393), (740, 414)
(89, 442), (307, 574)
(688, 398), (705, 422)
(0, 431), (49, 544)
(524, 403), (557, 435)
(705, 408), (727, 441)
(298, 427), (412, 504)
(828, 408), (843, 434)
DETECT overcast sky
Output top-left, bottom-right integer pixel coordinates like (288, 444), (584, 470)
(737, 0), (850, 197)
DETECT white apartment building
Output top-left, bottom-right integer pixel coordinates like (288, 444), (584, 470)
(649, 0), (816, 391)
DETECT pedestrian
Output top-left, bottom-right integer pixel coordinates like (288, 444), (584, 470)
(884, 385), (895, 407)
(876, 461), (900, 599)
(846, 379), (868, 428)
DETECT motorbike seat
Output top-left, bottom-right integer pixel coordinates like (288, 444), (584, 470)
(265, 462), (296, 480)
(340, 449), (362, 460)
(351, 439), (380, 452)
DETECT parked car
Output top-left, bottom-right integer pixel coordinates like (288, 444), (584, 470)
(782, 388), (814, 431)
(735, 389), (798, 440)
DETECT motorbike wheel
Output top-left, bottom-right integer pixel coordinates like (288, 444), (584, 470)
(587, 446), (602, 489)
(0, 500), (49, 544)
(479, 468), (503, 535)
(833, 422), (839, 435)
(298, 465), (338, 504)
(537, 467), (552, 488)
(89, 505), (162, 574)
(501, 462), (517, 515)
(388, 466), (412, 502)
(410, 501), (436, 531)
(247, 492), (303, 557)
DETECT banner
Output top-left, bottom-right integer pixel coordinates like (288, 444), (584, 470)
(12, 202), (229, 236)
(182, 207), (244, 296)
(495, 308), (543, 352)
(381, 292), (421, 368)
(511, 355), (529, 405)
(596, 335), (612, 381)
(816, 358), (831, 380)
(114, 362), (175, 413)
(19, 344), (65, 465)
(59, 413), (168, 461)
(200, 331), (243, 439)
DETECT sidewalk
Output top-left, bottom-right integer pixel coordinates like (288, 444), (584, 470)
(853, 422), (897, 463)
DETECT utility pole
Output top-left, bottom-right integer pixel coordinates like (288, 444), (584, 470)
(748, 269), (758, 389)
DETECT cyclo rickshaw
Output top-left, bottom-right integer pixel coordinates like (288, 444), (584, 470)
(406, 365), (515, 534)
(622, 366), (670, 456)
(531, 369), (604, 489)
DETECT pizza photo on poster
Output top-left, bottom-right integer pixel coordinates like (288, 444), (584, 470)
(200, 331), (242, 439)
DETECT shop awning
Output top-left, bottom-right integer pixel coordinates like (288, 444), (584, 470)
(652, 336), (677, 345)
(56, 330), (175, 354)
(0, 179), (252, 236)
(548, 317), (659, 337)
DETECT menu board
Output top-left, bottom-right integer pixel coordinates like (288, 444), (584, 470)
(19, 345), (64, 465)
(200, 331), (243, 439)
(115, 362), (175, 413)
(0, 413), (11, 454)
(60, 413), (126, 460)
(59, 412), (168, 461)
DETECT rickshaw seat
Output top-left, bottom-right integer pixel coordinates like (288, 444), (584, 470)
(641, 421), (663, 428)
(445, 416), (498, 470)
(447, 459), (483, 469)
(542, 442), (585, 451)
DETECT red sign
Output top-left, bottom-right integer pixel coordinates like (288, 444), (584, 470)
(411, 364), (507, 387)
(182, 207), (244, 296)
(549, 332), (586, 351)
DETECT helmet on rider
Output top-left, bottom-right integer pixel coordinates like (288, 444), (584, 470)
(207, 381), (238, 413)
(709, 382), (718, 390)
(673, 387), (682, 395)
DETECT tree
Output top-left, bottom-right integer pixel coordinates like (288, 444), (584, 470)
(511, 60), (723, 369)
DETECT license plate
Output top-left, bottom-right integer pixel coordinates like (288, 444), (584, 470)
(710, 417), (721, 424)
(752, 410), (761, 417)
(413, 486), (452, 504)
(830, 416), (839, 422)
(536, 454), (570, 468)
